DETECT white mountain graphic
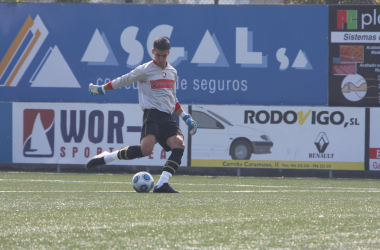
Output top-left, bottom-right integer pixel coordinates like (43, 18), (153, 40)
(292, 50), (313, 70)
(24, 113), (53, 156)
(82, 29), (118, 66)
(191, 30), (229, 67)
(30, 46), (80, 87)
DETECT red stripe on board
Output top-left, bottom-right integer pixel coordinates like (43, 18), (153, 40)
(369, 148), (380, 159)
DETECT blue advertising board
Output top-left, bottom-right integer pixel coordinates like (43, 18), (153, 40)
(0, 103), (12, 163)
(0, 4), (328, 105)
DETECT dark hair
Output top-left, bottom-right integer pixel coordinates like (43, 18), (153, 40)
(153, 37), (171, 51)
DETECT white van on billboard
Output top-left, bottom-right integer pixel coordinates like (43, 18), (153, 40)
(191, 105), (273, 160)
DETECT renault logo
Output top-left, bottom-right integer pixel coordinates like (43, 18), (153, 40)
(314, 132), (329, 153)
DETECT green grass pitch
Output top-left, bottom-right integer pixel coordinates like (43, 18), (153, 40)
(0, 172), (379, 249)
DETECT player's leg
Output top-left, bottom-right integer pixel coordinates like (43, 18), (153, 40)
(85, 110), (158, 169)
(154, 134), (185, 193)
(153, 113), (184, 193)
(120, 110), (159, 159)
(85, 135), (155, 169)
(117, 134), (155, 159)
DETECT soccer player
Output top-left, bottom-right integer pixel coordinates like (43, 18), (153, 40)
(86, 37), (197, 193)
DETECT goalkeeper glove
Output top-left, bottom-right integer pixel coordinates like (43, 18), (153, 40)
(89, 83), (105, 96)
(182, 114), (197, 135)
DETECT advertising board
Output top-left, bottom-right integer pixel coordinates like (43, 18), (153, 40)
(12, 102), (188, 166)
(0, 4), (328, 105)
(369, 108), (380, 170)
(191, 104), (365, 170)
(329, 6), (380, 107)
(0, 103), (12, 163)
(2, 102), (373, 171)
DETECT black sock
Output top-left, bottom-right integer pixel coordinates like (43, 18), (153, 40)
(163, 148), (184, 175)
(118, 146), (144, 160)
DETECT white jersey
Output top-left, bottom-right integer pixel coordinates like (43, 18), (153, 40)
(110, 61), (178, 114)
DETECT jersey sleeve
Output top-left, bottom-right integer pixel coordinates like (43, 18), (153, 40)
(110, 66), (144, 89)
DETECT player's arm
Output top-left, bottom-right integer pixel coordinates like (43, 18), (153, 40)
(175, 102), (197, 135)
(89, 67), (143, 95)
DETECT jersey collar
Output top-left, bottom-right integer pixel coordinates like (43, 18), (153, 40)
(153, 59), (168, 67)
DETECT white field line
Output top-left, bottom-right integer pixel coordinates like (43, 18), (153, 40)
(0, 179), (125, 184)
(1, 178), (380, 188)
(0, 190), (379, 193)
(0, 178), (380, 193)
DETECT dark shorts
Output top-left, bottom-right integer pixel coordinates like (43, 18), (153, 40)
(141, 109), (183, 152)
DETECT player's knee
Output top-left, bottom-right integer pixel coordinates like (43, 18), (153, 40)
(177, 143), (185, 150)
(174, 137), (185, 150)
(140, 145), (154, 156)
(166, 135), (185, 150)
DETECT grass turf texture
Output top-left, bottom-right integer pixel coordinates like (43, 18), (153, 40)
(0, 172), (379, 249)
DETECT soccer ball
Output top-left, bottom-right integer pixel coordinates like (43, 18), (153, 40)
(132, 171), (155, 193)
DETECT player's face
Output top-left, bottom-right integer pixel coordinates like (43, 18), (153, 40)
(152, 49), (170, 68)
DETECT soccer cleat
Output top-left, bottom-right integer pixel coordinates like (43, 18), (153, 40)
(153, 183), (179, 193)
(85, 151), (109, 170)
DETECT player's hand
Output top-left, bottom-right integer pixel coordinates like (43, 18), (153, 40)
(183, 114), (197, 135)
(89, 83), (105, 96)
